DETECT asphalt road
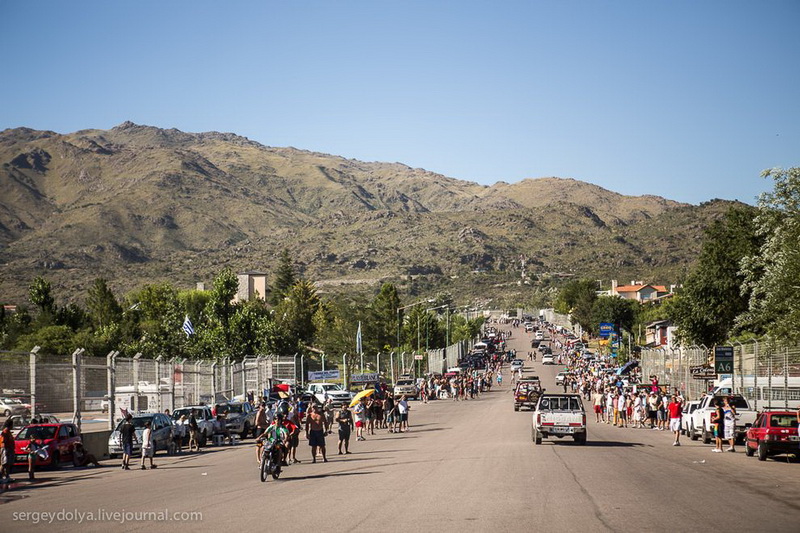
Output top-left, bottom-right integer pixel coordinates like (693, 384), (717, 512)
(2, 326), (799, 532)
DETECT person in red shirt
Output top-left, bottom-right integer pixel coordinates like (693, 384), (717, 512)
(281, 418), (299, 465)
(667, 395), (683, 446)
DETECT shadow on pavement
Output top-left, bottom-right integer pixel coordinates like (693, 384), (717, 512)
(584, 441), (647, 448)
(279, 471), (380, 482)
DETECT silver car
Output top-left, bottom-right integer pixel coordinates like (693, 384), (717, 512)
(108, 412), (173, 459)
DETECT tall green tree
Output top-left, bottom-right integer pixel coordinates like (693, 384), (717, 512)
(29, 276), (56, 319)
(276, 280), (320, 346)
(591, 296), (637, 335)
(554, 279), (597, 332)
(371, 283), (400, 350)
(739, 167), (800, 342)
(270, 249), (297, 306)
(670, 206), (761, 346)
(86, 278), (122, 328)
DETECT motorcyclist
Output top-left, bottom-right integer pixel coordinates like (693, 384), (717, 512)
(256, 413), (290, 467)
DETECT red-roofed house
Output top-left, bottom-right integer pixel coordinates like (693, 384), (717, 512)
(610, 280), (669, 302)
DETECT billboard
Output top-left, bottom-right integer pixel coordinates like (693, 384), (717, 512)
(599, 322), (615, 338)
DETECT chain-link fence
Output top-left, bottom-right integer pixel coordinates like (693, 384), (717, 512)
(641, 340), (800, 409)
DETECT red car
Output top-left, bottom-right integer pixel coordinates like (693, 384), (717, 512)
(745, 410), (799, 461)
(13, 423), (82, 468)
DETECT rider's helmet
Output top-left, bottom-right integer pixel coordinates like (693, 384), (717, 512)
(277, 400), (290, 416)
(275, 413), (285, 423)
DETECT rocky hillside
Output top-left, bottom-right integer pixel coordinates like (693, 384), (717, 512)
(0, 122), (737, 305)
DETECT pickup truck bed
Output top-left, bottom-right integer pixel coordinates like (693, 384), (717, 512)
(532, 394), (587, 445)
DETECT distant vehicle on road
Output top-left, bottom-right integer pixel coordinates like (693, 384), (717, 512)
(535, 331), (544, 341)
(171, 406), (215, 446)
(394, 379), (418, 400)
(555, 372), (569, 386)
(541, 354), (555, 365)
(514, 379), (542, 411)
(532, 393), (587, 445)
(216, 401), (257, 439)
(745, 410), (799, 461)
(510, 359), (524, 373)
(306, 383), (354, 408)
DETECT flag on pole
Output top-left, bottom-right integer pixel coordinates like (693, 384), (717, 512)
(182, 315), (195, 337)
(356, 321), (362, 354)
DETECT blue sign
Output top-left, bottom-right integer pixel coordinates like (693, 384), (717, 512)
(599, 323), (615, 338)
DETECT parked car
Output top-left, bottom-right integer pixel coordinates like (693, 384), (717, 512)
(745, 410), (799, 461)
(216, 401), (257, 439)
(541, 354), (555, 365)
(170, 406), (215, 446)
(306, 383), (355, 408)
(108, 412), (173, 459)
(681, 401), (701, 436)
(10, 414), (60, 428)
(532, 393), (587, 445)
(689, 394), (757, 444)
(393, 379), (419, 400)
(13, 423), (81, 469)
(0, 397), (29, 417)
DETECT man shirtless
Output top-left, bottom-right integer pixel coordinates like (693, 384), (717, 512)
(305, 404), (328, 463)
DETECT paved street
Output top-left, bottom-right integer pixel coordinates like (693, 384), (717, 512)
(2, 327), (799, 532)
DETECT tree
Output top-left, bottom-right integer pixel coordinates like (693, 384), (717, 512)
(276, 280), (320, 346)
(591, 296), (637, 335)
(670, 206), (761, 346)
(29, 276), (55, 319)
(86, 278), (122, 329)
(739, 168), (800, 342)
(270, 249), (297, 306)
(554, 279), (597, 332)
(371, 283), (400, 350)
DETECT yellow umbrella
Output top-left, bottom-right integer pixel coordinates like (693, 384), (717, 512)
(349, 388), (375, 407)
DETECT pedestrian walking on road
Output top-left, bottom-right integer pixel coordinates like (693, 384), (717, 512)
(336, 407), (353, 454)
(711, 399), (724, 452)
(668, 395), (683, 446)
(592, 391), (603, 423)
(120, 413), (136, 469)
(0, 420), (15, 482)
(140, 421), (157, 470)
(305, 404), (328, 463)
(722, 397), (737, 452)
(354, 397), (367, 441)
(396, 395), (409, 432)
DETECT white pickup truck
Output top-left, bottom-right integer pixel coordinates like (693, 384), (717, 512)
(306, 383), (354, 407)
(532, 393), (587, 445)
(689, 394), (757, 444)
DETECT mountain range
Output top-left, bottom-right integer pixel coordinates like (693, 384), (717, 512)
(0, 122), (739, 306)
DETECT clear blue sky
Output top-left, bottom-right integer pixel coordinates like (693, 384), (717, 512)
(1, 1), (797, 204)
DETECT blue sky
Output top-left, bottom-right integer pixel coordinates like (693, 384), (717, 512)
(1, 1), (797, 204)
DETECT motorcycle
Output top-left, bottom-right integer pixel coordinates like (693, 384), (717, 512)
(258, 438), (282, 482)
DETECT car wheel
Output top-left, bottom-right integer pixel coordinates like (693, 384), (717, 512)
(109, 453), (118, 460)
(745, 443), (755, 457)
(689, 425), (699, 441)
(702, 426), (711, 445)
(514, 405), (519, 412)
(757, 441), (768, 461)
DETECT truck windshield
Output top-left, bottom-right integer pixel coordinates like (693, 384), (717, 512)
(539, 397), (581, 411)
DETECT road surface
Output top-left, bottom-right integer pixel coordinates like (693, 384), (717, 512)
(2, 326), (799, 532)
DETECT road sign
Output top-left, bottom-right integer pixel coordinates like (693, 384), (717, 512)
(308, 370), (340, 381)
(599, 323), (614, 338)
(714, 346), (734, 374)
(690, 365), (717, 380)
(414, 354), (424, 360)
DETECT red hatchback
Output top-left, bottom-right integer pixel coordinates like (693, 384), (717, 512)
(745, 410), (799, 461)
(13, 423), (82, 468)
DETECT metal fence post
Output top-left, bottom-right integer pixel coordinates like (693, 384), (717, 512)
(72, 348), (85, 433)
(784, 345), (789, 410)
(155, 355), (162, 413)
(107, 351), (117, 430)
(133, 353), (142, 412)
(29, 346), (40, 417)
(753, 339), (759, 411)
(168, 357), (175, 413)
(211, 361), (218, 402)
(241, 358), (247, 399)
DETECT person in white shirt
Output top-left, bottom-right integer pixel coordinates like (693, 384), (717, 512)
(140, 421), (157, 470)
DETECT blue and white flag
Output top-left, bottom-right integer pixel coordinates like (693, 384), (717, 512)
(356, 321), (362, 354)
(182, 315), (195, 337)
